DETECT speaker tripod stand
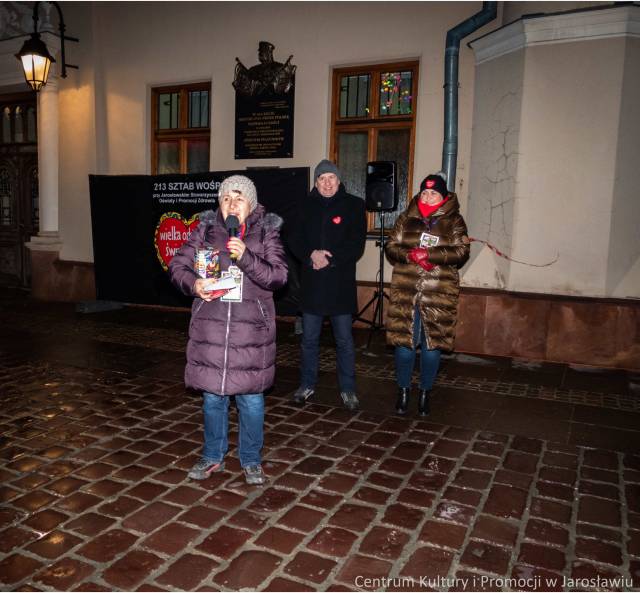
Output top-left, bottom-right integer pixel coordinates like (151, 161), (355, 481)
(355, 211), (390, 353)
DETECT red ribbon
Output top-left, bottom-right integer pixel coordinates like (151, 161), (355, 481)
(469, 238), (559, 268)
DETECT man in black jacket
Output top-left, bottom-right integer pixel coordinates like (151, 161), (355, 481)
(289, 160), (367, 410)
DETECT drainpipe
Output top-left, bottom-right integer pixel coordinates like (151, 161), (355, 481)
(442, 1), (497, 189)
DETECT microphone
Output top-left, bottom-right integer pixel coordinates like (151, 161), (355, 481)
(225, 215), (240, 259)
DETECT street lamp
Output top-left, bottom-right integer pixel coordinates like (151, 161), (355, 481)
(15, 1), (78, 91)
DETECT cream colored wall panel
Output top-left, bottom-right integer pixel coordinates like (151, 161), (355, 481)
(609, 37), (640, 297)
(509, 38), (625, 296)
(462, 49), (524, 289)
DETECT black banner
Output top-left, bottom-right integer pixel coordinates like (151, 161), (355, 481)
(89, 168), (308, 311)
(235, 93), (294, 159)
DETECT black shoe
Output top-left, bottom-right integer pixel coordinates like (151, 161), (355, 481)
(418, 389), (430, 416)
(395, 387), (410, 415)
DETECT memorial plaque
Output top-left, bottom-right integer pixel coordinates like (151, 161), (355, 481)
(233, 41), (296, 159)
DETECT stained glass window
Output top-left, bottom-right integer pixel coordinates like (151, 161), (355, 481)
(379, 71), (413, 116)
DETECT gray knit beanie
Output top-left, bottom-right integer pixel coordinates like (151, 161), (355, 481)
(218, 175), (258, 212)
(314, 159), (341, 180)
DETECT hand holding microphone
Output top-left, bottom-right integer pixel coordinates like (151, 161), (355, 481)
(225, 215), (246, 261)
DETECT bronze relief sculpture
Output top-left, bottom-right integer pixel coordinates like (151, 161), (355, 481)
(234, 41), (296, 96)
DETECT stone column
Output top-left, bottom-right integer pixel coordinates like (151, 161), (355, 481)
(26, 75), (63, 299)
(27, 76), (62, 252)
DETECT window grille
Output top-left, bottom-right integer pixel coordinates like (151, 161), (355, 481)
(151, 83), (211, 174)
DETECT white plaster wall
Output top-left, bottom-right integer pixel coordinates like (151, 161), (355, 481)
(58, 2), (97, 262)
(53, 1), (496, 280)
(609, 37), (640, 298)
(462, 49), (524, 290)
(509, 38), (625, 296)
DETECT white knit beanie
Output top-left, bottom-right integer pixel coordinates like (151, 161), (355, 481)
(218, 175), (258, 211)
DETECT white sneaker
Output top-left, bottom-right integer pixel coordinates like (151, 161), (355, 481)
(188, 458), (225, 480)
(292, 386), (315, 404)
(244, 464), (266, 485)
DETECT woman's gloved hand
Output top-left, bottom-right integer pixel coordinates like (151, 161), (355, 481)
(408, 247), (435, 272)
(193, 278), (230, 302)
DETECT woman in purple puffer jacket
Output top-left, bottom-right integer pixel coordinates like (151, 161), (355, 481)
(169, 175), (288, 485)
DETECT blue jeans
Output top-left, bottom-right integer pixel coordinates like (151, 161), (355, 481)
(301, 312), (356, 392)
(394, 308), (441, 390)
(202, 392), (264, 467)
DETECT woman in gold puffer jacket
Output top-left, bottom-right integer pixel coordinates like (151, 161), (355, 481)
(385, 172), (470, 417)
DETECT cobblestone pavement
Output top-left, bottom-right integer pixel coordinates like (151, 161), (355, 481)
(0, 290), (639, 592)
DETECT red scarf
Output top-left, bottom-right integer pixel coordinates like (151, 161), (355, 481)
(417, 196), (447, 218)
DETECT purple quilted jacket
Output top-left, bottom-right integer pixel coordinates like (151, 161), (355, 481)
(169, 205), (288, 395)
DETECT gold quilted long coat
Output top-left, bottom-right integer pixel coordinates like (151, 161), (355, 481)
(385, 193), (470, 351)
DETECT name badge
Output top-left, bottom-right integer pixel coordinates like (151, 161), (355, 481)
(221, 265), (244, 302)
(419, 232), (440, 248)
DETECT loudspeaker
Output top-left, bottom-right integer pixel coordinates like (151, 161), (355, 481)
(365, 161), (398, 212)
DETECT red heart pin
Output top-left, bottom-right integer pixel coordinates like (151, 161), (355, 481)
(332, 216), (342, 224)
(154, 212), (200, 271)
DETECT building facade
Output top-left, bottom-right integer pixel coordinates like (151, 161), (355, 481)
(0, 1), (638, 368)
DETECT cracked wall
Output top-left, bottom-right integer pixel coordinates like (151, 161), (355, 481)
(463, 50), (524, 290)
(466, 28), (635, 298)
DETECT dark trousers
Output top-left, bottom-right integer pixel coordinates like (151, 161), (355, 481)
(300, 313), (356, 392)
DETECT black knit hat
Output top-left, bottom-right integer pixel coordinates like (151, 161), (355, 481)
(420, 173), (448, 198)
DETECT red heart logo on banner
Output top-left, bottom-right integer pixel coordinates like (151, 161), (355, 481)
(332, 216), (342, 224)
(154, 212), (200, 271)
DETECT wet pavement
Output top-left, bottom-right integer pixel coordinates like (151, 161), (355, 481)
(0, 287), (639, 592)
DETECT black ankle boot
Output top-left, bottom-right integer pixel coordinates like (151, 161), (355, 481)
(418, 390), (431, 416)
(395, 388), (410, 415)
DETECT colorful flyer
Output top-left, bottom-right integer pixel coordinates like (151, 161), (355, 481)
(195, 248), (220, 280)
